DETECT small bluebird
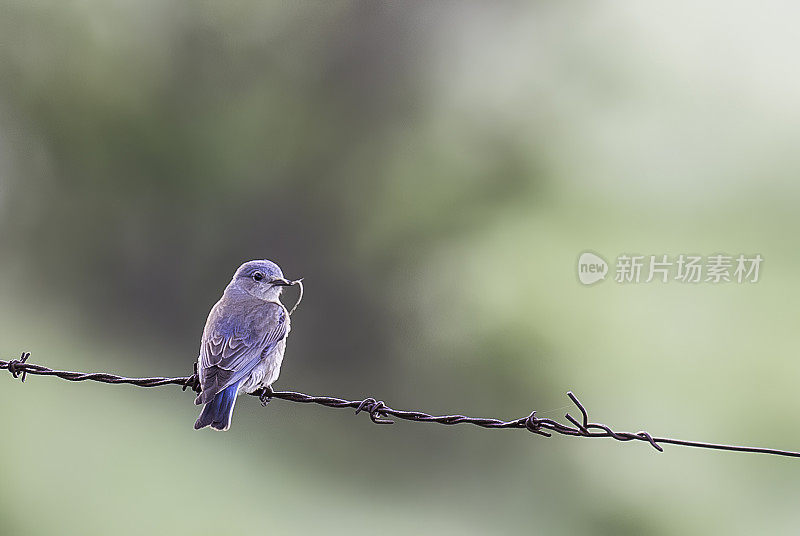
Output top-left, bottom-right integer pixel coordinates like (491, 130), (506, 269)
(194, 259), (301, 431)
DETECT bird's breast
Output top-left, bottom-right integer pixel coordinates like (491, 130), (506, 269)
(238, 338), (288, 395)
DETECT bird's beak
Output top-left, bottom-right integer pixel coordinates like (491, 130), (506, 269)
(272, 277), (302, 287)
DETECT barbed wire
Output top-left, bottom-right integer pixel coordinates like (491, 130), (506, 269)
(2, 352), (799, 458)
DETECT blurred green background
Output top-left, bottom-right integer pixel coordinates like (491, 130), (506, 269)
(1, 2), (799, 534)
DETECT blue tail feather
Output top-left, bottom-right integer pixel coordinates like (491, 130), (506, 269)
(194, 380), (242, 431)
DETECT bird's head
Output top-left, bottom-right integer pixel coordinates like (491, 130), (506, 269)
(228, 259), (300, 302)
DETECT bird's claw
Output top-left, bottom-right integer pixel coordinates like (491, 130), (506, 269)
(259, 387), (274, 407)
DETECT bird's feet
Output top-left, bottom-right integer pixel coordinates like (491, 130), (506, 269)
(259, 386), (274, 407)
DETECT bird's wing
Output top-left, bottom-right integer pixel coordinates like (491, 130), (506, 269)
(197, 301), (287, 404)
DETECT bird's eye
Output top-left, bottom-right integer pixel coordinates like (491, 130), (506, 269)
(252, 271), (265, 282)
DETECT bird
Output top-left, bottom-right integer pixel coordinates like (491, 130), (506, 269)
(194, 259), (300, 431)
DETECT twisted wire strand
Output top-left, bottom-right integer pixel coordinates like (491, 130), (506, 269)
(3, 352), (799, 458)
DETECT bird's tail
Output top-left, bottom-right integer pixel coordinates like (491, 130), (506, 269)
(194, 380), (242, 431)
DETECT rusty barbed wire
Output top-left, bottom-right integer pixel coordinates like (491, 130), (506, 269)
(2, 352), (800, 458)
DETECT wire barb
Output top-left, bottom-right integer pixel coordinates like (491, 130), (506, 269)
(182, 363), (201, 393)
(6, 351), (31, 382)
(354, 398), (394, 424)
(2, 352), (800, 459)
